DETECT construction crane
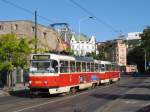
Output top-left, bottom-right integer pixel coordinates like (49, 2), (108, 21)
(50, 23), (71, 52)
(50, 23), (69, 28)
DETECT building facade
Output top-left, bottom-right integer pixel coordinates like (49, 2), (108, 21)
(0, 20), (69, 88)
(126, 32), (142, 53)
(127, 32), (142, 40)
(0, 20), (67, 51)
(97, 39), (127, 66)
(115, 39), (127, 66)
(70, 34), (96, 56)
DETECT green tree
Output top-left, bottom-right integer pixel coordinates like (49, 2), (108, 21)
(97, 44), (110, 60)
(141, 26), (150, 62)
(127, 46), (145, 72)
(0, 34), (31, 72)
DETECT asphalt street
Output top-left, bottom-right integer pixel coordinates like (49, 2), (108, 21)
(0, 74), (150, 112)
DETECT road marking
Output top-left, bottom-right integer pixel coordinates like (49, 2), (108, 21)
(12, 78), (131, 112)
(12, 95), (75, 112)
(124, 100), (138, 104)
(12, 85), (111, 112)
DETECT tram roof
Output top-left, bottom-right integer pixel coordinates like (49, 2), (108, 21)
(31, 53), (115, 64)
(75, 56), (94, 62)
(31, 53), (94, 62)
(100, 61), (111, 64)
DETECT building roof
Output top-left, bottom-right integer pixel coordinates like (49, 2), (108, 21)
(0, 20), (56, 32)
(74, 34), (89, 42)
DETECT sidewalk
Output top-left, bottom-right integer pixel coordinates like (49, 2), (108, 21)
(0, 88), (9, 97)
(0, 83), (29, 97)
(11, 83), (29, 91)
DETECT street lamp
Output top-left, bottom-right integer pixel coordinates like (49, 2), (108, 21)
(78, 16), (94, 55)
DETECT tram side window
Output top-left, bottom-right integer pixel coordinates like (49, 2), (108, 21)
(116, 65), (120, 71)
(51, 60), (58, 73)
(82, 62), (86, 72)
(70, 61), (75, 72)
(95, 63), (99, 72)
(114, 64), (119, 71)
(60, 61), (69, 73)
(106, 64), (111, 71)
(105, 64), (109, 71)
(76, 62), (81, 72)
(91, 63), (94, 72)
(101, 64), (105, 72)
(99, 64), (101, 72)
(112, 64), (115, 71)
(86, 63), (91, 72)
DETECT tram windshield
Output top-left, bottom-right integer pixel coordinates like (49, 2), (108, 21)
(30, 60), (58, 73)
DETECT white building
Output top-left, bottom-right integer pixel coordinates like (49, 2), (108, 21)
(70, 34), (96, 56)
(127, 32), (142, 40)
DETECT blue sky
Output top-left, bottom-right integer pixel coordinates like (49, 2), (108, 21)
(0, 0), (150, 42)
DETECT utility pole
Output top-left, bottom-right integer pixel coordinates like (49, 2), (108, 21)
(34, 11), (37, 53)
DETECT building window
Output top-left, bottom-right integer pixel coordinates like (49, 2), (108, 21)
(32, 26), (35, 32)
(0, 25), (4, 30)
(92, 46), (94, 49)
(14, 24), (18, 30)
(43, 32), (47, 38)
(72, 45), (74, 49)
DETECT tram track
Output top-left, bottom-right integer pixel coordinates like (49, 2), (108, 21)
(0, 75), (136, 112)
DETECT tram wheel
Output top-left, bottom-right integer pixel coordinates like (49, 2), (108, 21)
(92, 83), (96, 89)
(110, 80), (113, 84)
(70, 87), (77, 95)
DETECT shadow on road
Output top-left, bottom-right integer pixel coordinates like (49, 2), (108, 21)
(121, 72), (150, 78)
(91, 93), (150, 101)
(8, 89), (61, 98)
(136, 105), (150, 112)
(119, 85), (150, 89)
(9, 89), (32, 98)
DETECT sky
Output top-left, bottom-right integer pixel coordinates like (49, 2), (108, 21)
(0, 0), (150, 42)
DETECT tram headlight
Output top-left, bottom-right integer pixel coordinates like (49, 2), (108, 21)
(44, 81), (48, 85)
(29, 81), (32, 84)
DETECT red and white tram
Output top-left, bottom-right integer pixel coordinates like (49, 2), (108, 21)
(29, 53), (120, 95)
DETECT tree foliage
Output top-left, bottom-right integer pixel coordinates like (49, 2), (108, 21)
(127, 26), (150, 72)
(141, 26), (150, 61)
(96, 44), (110, 60)
(127, 46), (145, 72)
(0, 34), (31, 72)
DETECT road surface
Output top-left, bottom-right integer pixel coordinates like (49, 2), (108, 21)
(0, 74), (150, 112)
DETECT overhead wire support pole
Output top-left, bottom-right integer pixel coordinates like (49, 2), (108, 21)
(35, 11), (37, 54)
(78, 16), (93, 56)
(144, 49), (147, 72)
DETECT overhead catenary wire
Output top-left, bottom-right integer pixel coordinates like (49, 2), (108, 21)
(69, 0), (120, 34)
(1, 0), (56, 23)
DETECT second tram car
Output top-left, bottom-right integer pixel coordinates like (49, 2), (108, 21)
(29, 53), (120, 95)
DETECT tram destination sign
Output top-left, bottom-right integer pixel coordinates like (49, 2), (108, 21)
(33, 55), (50, 60)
